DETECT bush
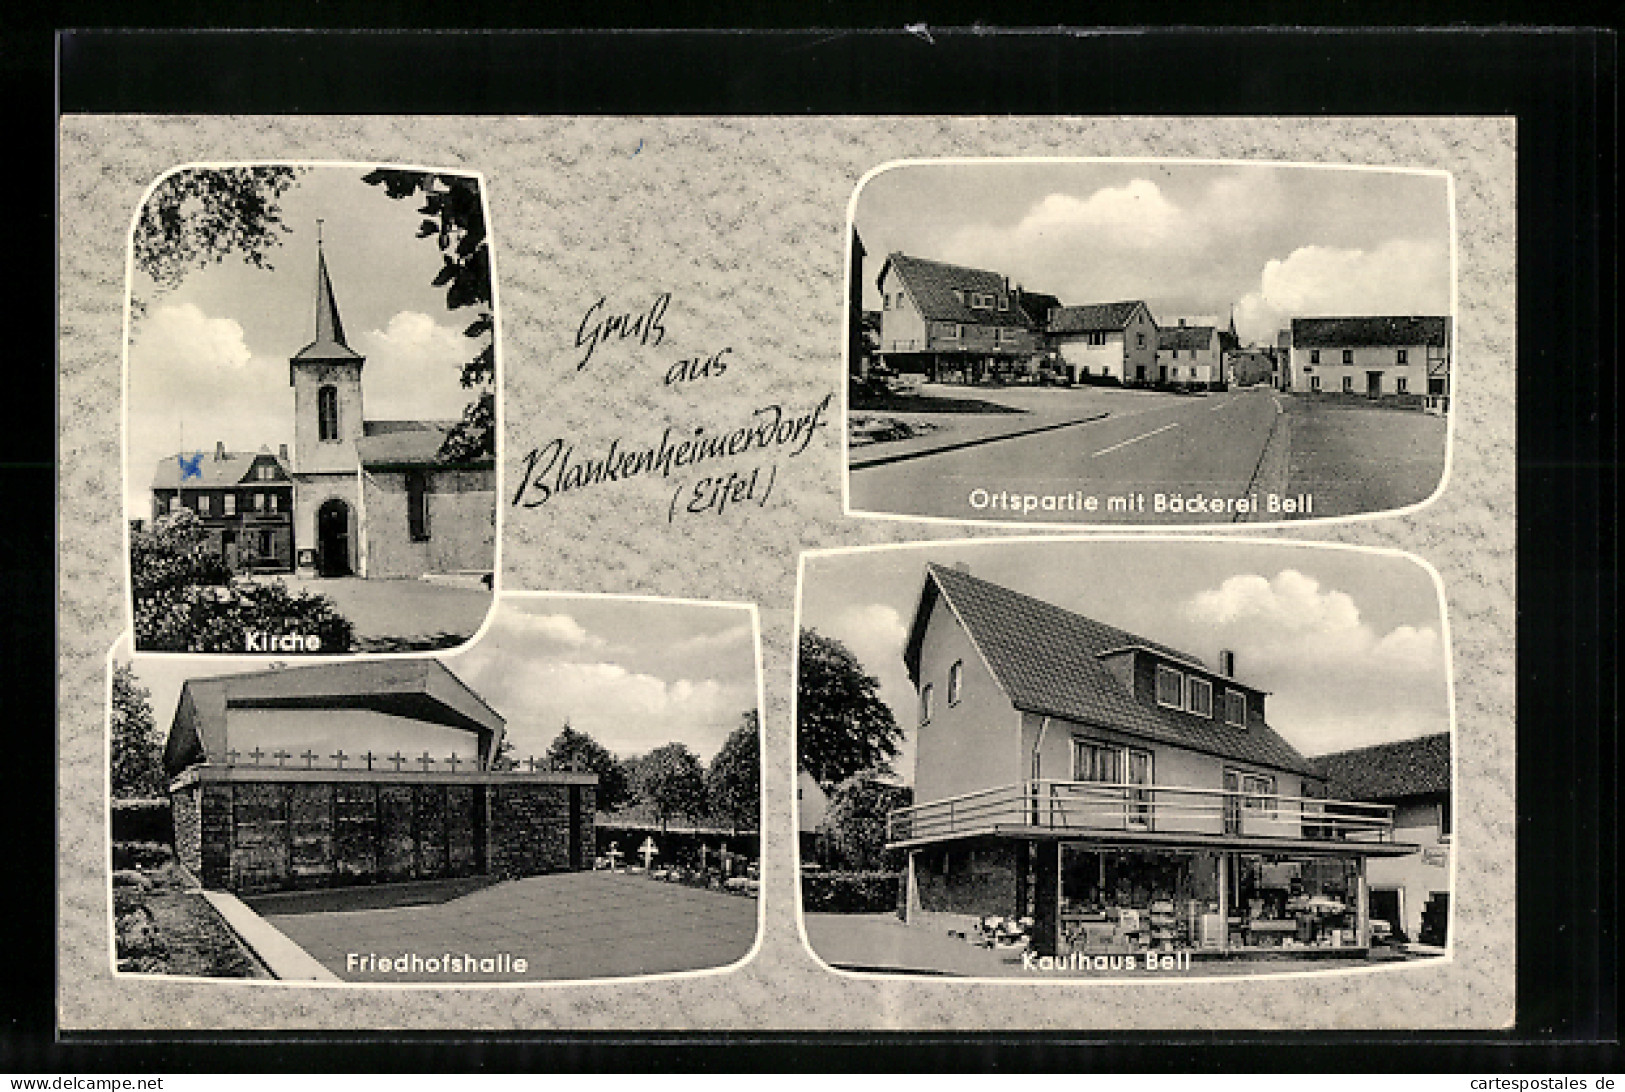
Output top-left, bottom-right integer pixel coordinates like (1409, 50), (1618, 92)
(801, 870), (902, 914)
(135, 579), (354, 653)
(111, 799), (173, 844)
(112, 841), (174, 870)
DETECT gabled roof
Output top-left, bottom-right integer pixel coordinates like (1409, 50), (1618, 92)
(1310, 733), (1451, 801)
(163, 659), (506, 777)
(291, 246), (365, 365)
(1158, 325), (1218, 351)
(1290, 316), (1450, 349)
(1048, 301), (1150, 335)
(356, 419), (466, 467)
(877, 253), (1031, 328)
(152, 448), (290, 490)
(903, 564), (1315, 776)
(1016, 291), (1063, 327)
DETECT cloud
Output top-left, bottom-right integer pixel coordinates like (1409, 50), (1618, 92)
(133, 302), (254, 371)
(1234, 240), (1450, 343)
(354, 310), (483, 420)
(1182, 570), (1448, 752)
(495, 611), (606, 651)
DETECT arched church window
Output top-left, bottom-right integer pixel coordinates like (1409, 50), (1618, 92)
(318, 385), (339, 441)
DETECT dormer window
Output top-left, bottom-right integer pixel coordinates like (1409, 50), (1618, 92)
(1155, 665), (1184, 709)
(1187, 677), (1213, 717)
(947, 660), (963, 705)
(1224, 690), (1247, 728)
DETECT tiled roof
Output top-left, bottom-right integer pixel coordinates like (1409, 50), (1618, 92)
(291, 247), (364, 363)
(152, 449), (290, 490)
(1048, 301), (1149, 334)
(881, 253), (1032, 328)
(909, 564), (1315, 776)
(1290, 316), (1450, 349)
(1158, 325), (1218, 351)
(1017, 291), (1062, 327)
(1310, 733), (1451, 800)
(356, 420), (462, 466)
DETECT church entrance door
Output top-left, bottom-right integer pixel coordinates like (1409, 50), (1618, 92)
(317, 498), (352, 576)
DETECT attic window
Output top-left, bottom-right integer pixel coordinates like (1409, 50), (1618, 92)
(952, 290), (965, 304)
(1155, 665), (1184, 709)
(1224, 690), (1247, 728)
(1187, 677), (1213, 718)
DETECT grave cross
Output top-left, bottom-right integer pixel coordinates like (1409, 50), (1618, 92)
(604, 842), (624, 871)
(388, 751), (407, 772)
(697, 843), (709, 873)
(362, 751), (377, 771)
(272, 749), (291, 768)
(301, 749), (319, 769)
(247, 747), (266, 766)
(444, 753), (462, 773)
(225, 748), (240, 766)
(526, 756), (543, 772)
(418, 751), (436, 773)
(639, 836), (659, 869)
(331, 749), (349, 770)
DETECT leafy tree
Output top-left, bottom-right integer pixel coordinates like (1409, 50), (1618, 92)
(705, 712), (761, 834)
(490, 736), (519, 772)
(132, 166), (302, 291)
(796, 629), (903, 789)
(361, 168), (494, 459)
(545, 722), (632, 811)
(817, 775), (913, 871)
(110, 662), (166, 799)
(634, 742), (708, 832)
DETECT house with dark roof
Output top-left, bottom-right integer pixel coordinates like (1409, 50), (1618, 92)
(151, 444), (296, 572)
(875, 253), (1042, 383)
(1046, 300), (1159, 385)
(1287, 316), (1452, 408)
(887, 563), (1417, 960)
(165, 659), (596, 893)
(1312, 733), (1451, 947)
(1156, 321), (1223, 389)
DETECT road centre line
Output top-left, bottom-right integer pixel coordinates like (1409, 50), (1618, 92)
(1091, 421), (1180, 458)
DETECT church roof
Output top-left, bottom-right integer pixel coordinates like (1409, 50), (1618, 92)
(151, 447), (290, 490)
(163, 659), (506, 777)
(291, 246), (364, 365)
(356, 420), (469, 467)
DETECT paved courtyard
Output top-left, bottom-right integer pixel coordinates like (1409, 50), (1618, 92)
(246, 871), (759, 982)
(1281, 397), (1448, 516)
(258, 575), (493, 652)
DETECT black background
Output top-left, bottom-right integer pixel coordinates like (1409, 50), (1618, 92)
(5, 22), (1615, 1073)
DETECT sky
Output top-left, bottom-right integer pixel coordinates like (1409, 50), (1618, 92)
(124, 165), (491, 519)
(798, 540), (1452, 781)
(120, 596), (761, 768)
(854, 161), (1451, 346)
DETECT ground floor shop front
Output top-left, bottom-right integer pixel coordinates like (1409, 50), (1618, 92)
(903, 835), (1419, 959)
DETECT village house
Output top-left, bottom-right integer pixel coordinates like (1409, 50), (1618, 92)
(1286, 316), (1452, 408)
(1156, 320), (1224, 389)
(874, 253), (1042, 384)
(152, 243), (496, 581)
(1046, 301), (1159, 386)
(1312, 733), (1451, 948)
(165, 659), (595, 894)
(151, 444), (296, 573)
(887, 563), (1418, 961)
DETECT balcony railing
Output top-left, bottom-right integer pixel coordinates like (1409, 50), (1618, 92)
(886, 779), (1396, 847)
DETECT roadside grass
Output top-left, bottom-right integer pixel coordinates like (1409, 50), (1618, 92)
(849, 390), (1027, 415)
(113, 857), (270, 978)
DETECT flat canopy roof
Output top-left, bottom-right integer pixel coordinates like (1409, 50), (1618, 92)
(889, 825), (1421, 858)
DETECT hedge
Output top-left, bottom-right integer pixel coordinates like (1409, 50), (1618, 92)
(111, 841), (174, 870)
(111, 799), (173, 844)
(800, 870), (902, 914)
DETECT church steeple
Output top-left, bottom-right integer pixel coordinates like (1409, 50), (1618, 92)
(292, 232), (364, 369)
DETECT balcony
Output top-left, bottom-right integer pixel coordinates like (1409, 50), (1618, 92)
(886, 779), (1399, 852)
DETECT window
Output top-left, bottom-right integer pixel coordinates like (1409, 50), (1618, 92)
(1073, 740), (1121, 783)
(947, 660), (963, 705)
(1310, 350), (1321, 364)
(257, 465), (274, 481)
(997, 296), (1008, 311)
(223, 493), (235, 516)
(919, 684), (935, 726)
(1086, 331), (1106, 346)
(952, 290), (965, 304)
(1241, 773), (1276, 816)
(1397, 349), (1408, 364)
(166, 495), (180, 513)
(270, 493), (281, 512)
(1342, 375), (1354, 393)
(1396, 377), (1408, 394)
(1310, 375), (1322, 391)
(956, 324), (965, 340)
(254, 492), (266, 512)
(197, 494), (212, 515)
(1137, 333), (1146, 348)
(1224, 690), (1247, 728)
(1187, 677), (1213, 717)
(1342, 349), (1354, 364)
(1155, 665), (1184, 709)
(407, 470), (430, 541)
(318, 384), (340, 441)
(1438, 798), (1453, 840)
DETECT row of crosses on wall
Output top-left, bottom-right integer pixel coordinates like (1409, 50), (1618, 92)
(219, 749), (582, 774)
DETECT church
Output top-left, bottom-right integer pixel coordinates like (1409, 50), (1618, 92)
(151, 242), (496, 581)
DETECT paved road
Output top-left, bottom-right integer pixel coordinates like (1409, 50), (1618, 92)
(1283, 398), (1448, 516)
(850, 387), (1289, 525)
(249, 871), (759, 982)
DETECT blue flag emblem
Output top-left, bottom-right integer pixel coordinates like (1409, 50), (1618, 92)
(178, 451), (203, 480)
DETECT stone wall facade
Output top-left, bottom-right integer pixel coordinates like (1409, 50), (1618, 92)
(915, 840), (1023, 918)
(489, 782), (588, 877)
(360, 467), (495, 579)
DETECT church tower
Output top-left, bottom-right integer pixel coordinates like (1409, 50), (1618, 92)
(290, 236), (365, 475)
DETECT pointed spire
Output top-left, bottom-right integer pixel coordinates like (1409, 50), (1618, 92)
(291, 227), (364, 365)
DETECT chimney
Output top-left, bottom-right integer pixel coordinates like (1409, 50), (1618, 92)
(1178, 317), (1187, 327)
(951, 561), (972, 574)
(1219, 649), (1236, 677)
(278, 443), (289, 462)
(214, 440), (226, 461)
